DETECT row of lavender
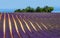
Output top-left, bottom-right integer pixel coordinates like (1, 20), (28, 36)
(0, 13), (60, 38)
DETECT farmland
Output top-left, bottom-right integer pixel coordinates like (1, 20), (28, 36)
(0, 13), (60, 38)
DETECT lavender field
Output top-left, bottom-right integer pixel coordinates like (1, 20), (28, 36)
(0, 13), (60, 38)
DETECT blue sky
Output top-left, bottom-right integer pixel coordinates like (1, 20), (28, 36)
(0, 0), (60, 9)
(0, 0), (60, 12)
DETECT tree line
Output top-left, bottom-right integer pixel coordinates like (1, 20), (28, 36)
(14, 6), (54, 13)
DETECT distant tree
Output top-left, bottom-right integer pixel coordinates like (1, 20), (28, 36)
(43, 6), (54, 12)
(35, 6), (43, 12)
(21, 9), (26, 12)
(14, 6), (54, 13)
(43, 6), (49, 12)
(14, 9), (22, 12)
(25, 7), (35, 12)
(35, 6), (40, 12)
(48, 7), (54, 12)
